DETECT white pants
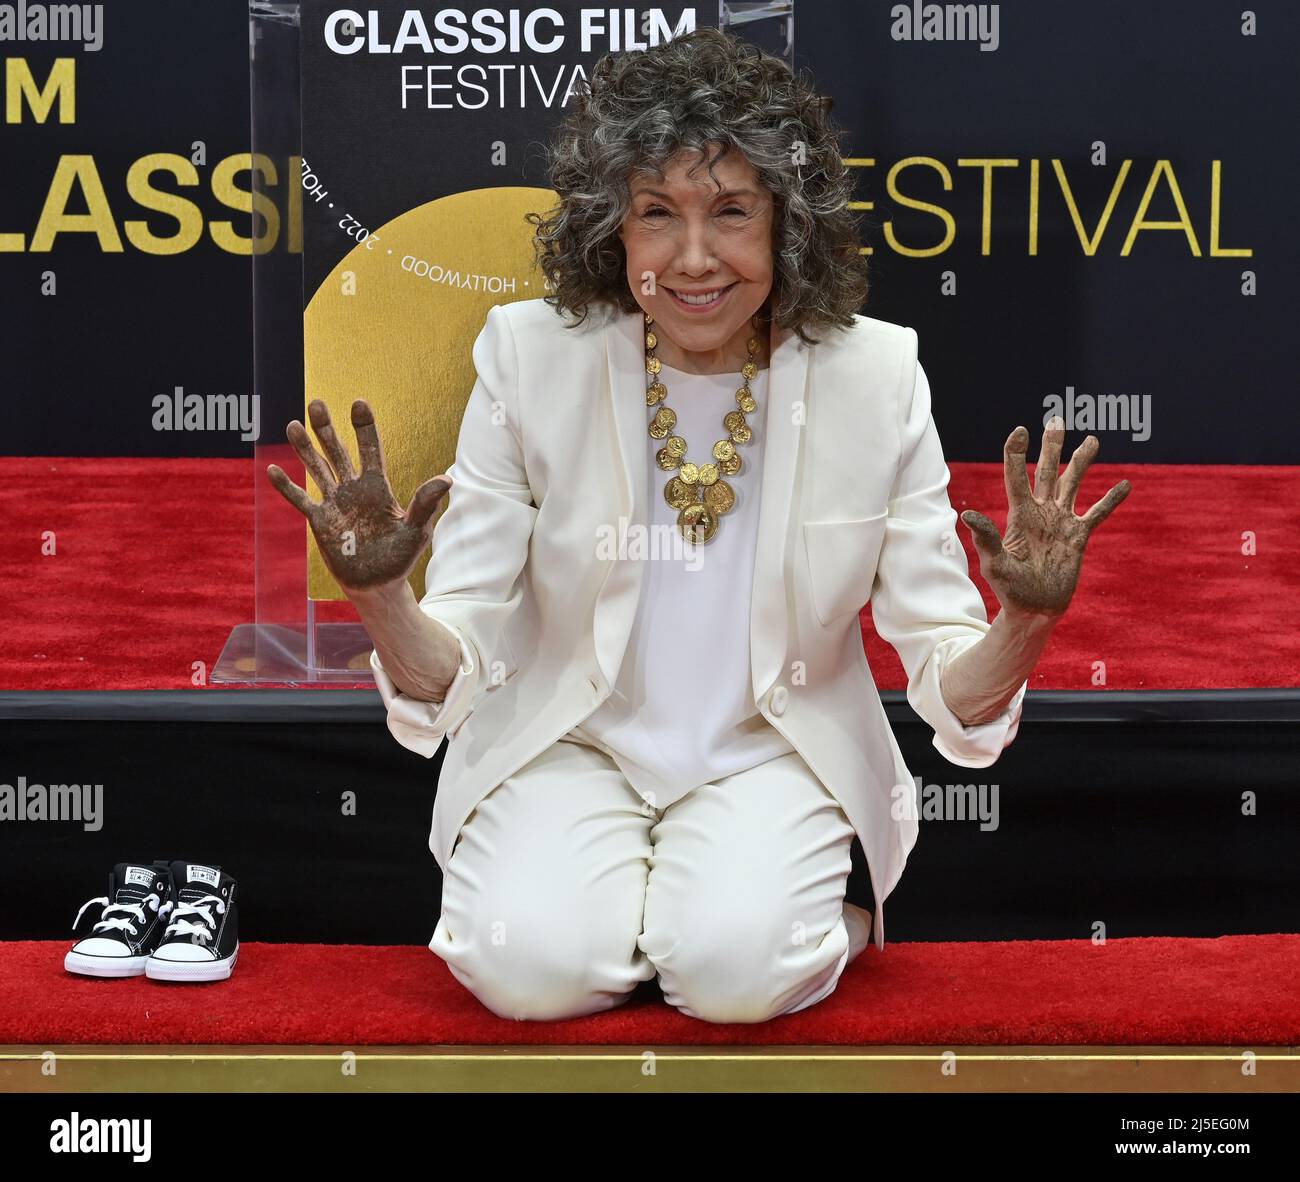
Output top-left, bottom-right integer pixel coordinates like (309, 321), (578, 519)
(430, 737), (874, 1024)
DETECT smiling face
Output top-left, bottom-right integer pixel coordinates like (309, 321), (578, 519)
(618, 147), (775, 374)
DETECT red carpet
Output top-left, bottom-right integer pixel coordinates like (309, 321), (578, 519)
(1, 935), (1295, 1045)
(1, 457), (1297, 690)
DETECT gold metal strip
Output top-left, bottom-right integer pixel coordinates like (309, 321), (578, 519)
(3, 1045), (1297, 1093)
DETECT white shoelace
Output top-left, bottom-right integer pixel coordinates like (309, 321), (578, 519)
(73, 892), (169, 937)
(164, 895), (226, 943)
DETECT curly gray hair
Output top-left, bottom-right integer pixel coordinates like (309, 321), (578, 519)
(525, 26), (869, 344)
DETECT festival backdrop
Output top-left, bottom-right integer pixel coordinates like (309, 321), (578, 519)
(2, 0), (1293, 475)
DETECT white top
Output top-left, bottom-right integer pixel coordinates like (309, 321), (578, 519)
(561, 361), (796, 810)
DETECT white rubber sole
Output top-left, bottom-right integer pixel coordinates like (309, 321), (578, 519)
(145, 944), (238, 982)
(65, 949), (150, 978)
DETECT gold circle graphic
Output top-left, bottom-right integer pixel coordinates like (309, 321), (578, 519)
(304, 186), (555, 601)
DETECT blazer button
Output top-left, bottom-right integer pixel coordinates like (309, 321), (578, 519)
(768, 685), (789, 716)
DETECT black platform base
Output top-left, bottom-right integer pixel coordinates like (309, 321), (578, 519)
(1, 690), (1296, 943)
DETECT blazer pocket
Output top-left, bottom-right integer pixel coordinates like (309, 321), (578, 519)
(802, 512), (889, 627)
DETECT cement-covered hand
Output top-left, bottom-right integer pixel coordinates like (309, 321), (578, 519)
(267, 398), (452, 592)
(960, 417), (1131, 620)
(939, 418), (1131, 728)
(266, 398), (463, 703)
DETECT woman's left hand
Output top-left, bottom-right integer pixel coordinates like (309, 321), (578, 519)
(960, 418), (1131, 620)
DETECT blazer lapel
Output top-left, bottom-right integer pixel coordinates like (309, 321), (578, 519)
(750, 320), (809, 702)
(596, 305), (809, 704)
(592, 307), (651, 690)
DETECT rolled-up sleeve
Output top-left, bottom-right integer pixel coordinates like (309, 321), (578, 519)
(869, 333), (1027, 769)
(918, 635), (1027, 767)
(370, 623), (479, 758)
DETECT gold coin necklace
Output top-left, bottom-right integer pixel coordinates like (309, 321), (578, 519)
(644, 311), (765, 545)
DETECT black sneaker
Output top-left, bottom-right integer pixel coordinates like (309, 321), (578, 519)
(145, 862), (239, 982)
(65, 862), (174, 978)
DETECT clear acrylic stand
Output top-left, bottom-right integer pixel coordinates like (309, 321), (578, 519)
(213, 2), (372, 686)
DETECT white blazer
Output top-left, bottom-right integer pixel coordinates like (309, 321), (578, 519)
(372, 296), (1027, 950)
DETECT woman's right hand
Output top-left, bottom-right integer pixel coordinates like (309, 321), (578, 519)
(267, 398), (453, 593)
